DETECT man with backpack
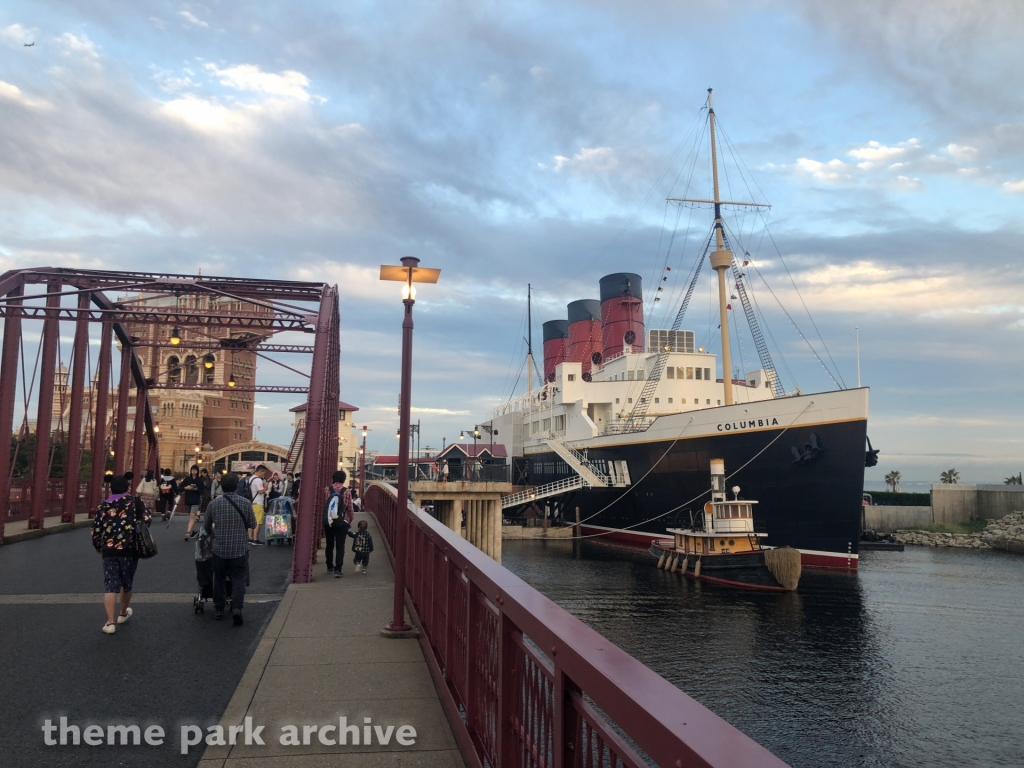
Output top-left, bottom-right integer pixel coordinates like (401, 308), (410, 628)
(203, 473), (256, 625)
(238, 465), (268, 545)
(156, 469), (178, 521)
(322, 470), (353, 577)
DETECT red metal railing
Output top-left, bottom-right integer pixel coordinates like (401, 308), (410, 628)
(5, 478), (90, 523)
(364, 481), (788, 768)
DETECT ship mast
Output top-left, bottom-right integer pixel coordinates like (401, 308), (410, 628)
(707, 89), (736, 405)
(668, 89), (769, 407)
(527, 283), (534, 435)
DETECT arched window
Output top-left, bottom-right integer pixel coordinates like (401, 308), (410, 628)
(167, 356), (181, 384)
(184, 355), (199, 386)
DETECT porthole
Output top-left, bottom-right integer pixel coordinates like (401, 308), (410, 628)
(719, 539), (725, 546)
(728, 539), (735, 546)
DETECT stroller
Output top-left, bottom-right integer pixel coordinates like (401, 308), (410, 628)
(193, 528), (231, 614)
(264, 496), (294, 546)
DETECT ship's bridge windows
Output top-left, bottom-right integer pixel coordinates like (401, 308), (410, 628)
(705, 368), (712, 380)
(666, 368), (675, 379)
(694, 367), (701, 380)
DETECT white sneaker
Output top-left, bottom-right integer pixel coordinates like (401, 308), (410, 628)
(117, 607), (133, 624)
(354, 564), (362, 573)
(101, 623), (116, 634)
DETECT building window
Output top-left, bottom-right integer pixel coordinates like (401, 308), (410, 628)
(685, 367), (693, 379)
(615, 398), (620, 404)
(184, 355), (199, 386)
(654, 398), (660, 404)
(555, 415), (565, 431)
(707, 399), (711, 405)
(695, 367), (702, 380)
(167, 356), (181, 384)
(542, 418), (551, 431)
(668, 397), (673, 403)
(666, 368), (674, 379)
(627, 371), (634, 380)
(716, 400), (720, 405)
(568, 374), (575, 382)
(705, 368), (711, 381)
(627, 398), (633, 404)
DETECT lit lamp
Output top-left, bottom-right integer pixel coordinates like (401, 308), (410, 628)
(203, 353), (215, 369)
(153, 423), (160, 434)
(379, 256), (440, 634)
(228, 372), (236, 387)
(169, 327), (181, 346)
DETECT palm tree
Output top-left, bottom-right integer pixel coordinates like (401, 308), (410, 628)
(940, 468), (960, 484)
(884, 470), (901, 492)
(1005, 473), (1023, 485)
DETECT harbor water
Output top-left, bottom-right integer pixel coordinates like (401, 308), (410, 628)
(501, 539), (1024, 767)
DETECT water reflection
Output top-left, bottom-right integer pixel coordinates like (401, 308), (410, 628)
(503, 540), (1024, 768)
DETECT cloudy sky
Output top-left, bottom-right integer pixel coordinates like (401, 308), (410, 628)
(2, 0), (1022, 484)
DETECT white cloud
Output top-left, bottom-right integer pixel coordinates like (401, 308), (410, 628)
(770, 259), (1018, 319)
(1002, 179), (1024, 193)
(149, 17), (166, 30)
(206, 64), (312, 102)
(848, 138), (919, 167)
(180, 10), (209, 29)
(57, 32), (100, 66)
(158, 94), (250, 134)
(794, 157), (851, 183)
(0, 80), (52, 110)
(551, 146), (618, 174)
(944, 143), (978, 160)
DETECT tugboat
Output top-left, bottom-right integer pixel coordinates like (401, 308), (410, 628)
(650, 459), (801, 591)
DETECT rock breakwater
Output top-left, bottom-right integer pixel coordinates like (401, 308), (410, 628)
(896, 510), (1024, 553)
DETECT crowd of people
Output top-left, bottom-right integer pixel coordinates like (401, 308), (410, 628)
(90, 464), (369, 634)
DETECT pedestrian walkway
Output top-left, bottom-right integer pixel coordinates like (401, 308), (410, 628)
(198, 509), (466, 767)
(1, 512), (93, 543)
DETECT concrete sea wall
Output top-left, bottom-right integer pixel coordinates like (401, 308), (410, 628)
(864, 506), (932, 532)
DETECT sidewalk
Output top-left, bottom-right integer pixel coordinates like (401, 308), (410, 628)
(1, 512), (92, 543)
(199, 510), (466, 767)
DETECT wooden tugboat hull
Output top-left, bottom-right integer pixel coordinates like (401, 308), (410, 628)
(650, 542), (789, 592)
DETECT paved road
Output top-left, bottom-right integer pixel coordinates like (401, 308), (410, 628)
(0, 516), (294, 768)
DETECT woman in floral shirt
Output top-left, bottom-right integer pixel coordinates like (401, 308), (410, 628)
(91, 474), (151, 634)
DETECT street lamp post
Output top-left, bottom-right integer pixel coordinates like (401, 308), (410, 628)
(379, 256), (440, 634)
(359, 425), (369, 498)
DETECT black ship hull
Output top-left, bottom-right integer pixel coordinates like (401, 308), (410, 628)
(525, 413), (867, 569)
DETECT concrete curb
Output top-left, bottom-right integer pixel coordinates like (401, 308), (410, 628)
(0, 519), (93, 546)
(199, 583), (299, 762)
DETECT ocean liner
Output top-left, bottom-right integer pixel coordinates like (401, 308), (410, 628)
(487, 90), (873, 570)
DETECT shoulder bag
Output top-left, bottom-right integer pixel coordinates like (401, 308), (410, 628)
(133, 497), (158, 559)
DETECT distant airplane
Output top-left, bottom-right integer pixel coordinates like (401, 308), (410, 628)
(24, 42), (34, 47)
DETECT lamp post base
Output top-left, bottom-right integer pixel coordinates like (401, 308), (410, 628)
(380, 623), (417, 639)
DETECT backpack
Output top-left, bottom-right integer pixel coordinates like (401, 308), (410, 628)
(159, 479), (173, 496)
(324, 492), (341, 526)
(238, 476), (254, 502)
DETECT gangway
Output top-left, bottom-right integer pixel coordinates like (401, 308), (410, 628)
(542, 434), (609, 487)
(501, 476), (586, 509)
